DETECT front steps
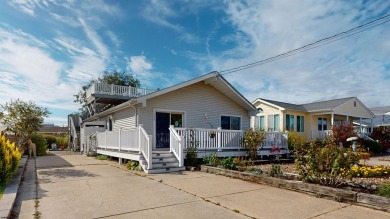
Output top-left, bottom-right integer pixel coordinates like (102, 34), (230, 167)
(140, 151), (185, 174)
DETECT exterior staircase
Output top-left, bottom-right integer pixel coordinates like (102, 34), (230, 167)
(140, 151), (185, 174)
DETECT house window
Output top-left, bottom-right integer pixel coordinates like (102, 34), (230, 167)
(267, 114), (280, 131)
(221, 116), (241, 130)
(318, 118), (327, 131)
(255, 116), (265, 130)
(285, 114), (295, 131)
(297, 116), (304, 132)
(259, 116), (265, 130)
(354, 101), (356, 107)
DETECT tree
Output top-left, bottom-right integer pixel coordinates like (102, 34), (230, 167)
(0, 99), (50, 147)
(74, 70), (140, 109)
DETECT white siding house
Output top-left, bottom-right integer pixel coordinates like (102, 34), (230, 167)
(80, 72), (281, 173)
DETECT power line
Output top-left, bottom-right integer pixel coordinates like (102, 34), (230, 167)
(220, 13), (390, 75)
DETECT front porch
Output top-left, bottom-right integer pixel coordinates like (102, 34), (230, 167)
(91, 126), (289, 173)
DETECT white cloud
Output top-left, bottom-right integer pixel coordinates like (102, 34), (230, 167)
(192, 0), (390, 107)
(128, 55), (153, 75)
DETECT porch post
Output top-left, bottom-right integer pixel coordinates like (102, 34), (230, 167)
(346, 115), (349, 123)
(217, 127), (222, 151)
(105, 131), (107, 150)
(118, 129), (121, 152)
(179, 136), (184, 167)
(138, 124), (143, 154)
(360, 118), (362, 133)
(169, 125), (174, 152)
(331, 113), (334, 128)
(371, 118), (373, 133)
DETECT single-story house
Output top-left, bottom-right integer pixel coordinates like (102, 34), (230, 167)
(78, 72), (288, 173)
(251, 97), (374, 141)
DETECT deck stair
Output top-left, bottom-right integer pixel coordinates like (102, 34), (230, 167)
(140, 151), (185, 174)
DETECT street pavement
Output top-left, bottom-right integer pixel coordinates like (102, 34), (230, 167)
(12, 152), (390, 219)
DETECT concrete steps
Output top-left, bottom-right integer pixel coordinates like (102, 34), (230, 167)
(140, 151), (185, 174)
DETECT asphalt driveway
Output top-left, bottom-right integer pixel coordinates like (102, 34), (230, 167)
(12, 152), (390, 218)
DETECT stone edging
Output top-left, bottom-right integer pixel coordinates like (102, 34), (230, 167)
(201, 165), (390, 212)
(0, 156), (28, 218)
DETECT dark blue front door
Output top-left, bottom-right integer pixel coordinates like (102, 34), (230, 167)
(156, 112), (170, 148)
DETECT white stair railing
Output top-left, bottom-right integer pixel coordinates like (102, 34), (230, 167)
(139, 125), (152, 170)
(169, 125), (184, 167)
(68, 116), (78, 151)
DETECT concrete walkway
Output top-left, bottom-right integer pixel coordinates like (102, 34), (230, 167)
(13, 153), (390, 219)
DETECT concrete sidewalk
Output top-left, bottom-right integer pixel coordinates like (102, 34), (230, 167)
(13, 152), (390, 218)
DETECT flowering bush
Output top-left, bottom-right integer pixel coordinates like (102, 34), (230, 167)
(342, 165), (390, 178)
(0, 132), (22, 191)
(331, 122), (357, 148)
(287, 131), (306, 151)
(295, 140), (359, 187)
(243, 128), (266, 160)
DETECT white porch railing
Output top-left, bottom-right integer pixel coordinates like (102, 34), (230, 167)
(86, 82), (154, 99)
(311, 130), (333, 141)
(174, 128), (288, 152)
(96, 128), (139, 151)
(175, 127), (245, 151)
(169, 126), (184, 167)
(139, 126), (152, 170)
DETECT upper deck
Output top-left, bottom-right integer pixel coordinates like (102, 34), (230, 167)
(86, 83), (155, 104)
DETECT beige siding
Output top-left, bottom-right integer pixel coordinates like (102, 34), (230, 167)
(138, 82), (250, 136)
(334, 99), (373, 118)
(252, 101), (283, 131)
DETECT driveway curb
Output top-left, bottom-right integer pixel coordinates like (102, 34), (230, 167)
(0, 156), (28, 218)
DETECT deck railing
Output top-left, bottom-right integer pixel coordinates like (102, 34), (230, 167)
(139, 126), (152, 170)
(174, 128), (288, 152)
(311, 130), (332, 141)
(96, 128), (139, 151)
(169, 126), (184, 167)
(86, 83), (154, 100)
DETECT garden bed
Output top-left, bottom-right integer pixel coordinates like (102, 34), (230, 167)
(201, 165), (390, 212)
(250, 163), (390, 194)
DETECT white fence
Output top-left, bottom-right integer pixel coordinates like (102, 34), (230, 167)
(96, 128), (140, 151)
(311, 130), (333, 141)
(86, 83), (154, 99)
(139, 126), (152, 170)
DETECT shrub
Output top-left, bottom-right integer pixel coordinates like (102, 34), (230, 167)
(126, 160), (141, 171)
(31, 134), (48, 156)
(243, 128), (266, 160)
(56, 136), (68, 147)
(331, 122), (357, 148)
(43, 135), (57, 147)
(269, 164), (282, 177)
(376, 182), (390, 198)
(363, 140), (383, 154)
(370, 128), (390, 152)
(0, 132), (22, 191)
(202, 152), (219, 166)
(295, 140), (359, 187)
(287, 131), (306, 151)
(96, 155), (108, 160)
(220, 157), (237, 170)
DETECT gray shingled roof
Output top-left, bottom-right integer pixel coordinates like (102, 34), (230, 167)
(369, 106), (390, 115)
(261, 97), (356, 112)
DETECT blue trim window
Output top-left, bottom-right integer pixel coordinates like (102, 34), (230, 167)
(297, 116), (304, 132)
(286, 114), (294, 131)
(318, 118), (327, 131)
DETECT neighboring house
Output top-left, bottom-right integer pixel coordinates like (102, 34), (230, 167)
(354, 106), (390, 132)
(69, 72), (288, 173)
(38, 125), (68, 136)
(251, 97), (374, 141)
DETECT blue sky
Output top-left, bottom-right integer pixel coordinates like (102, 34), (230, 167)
(0, 0), (389, 126)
